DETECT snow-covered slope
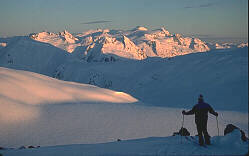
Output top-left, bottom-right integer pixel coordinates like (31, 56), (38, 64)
(76, 32), (147, 62)
(238, 42), (248, 48)
(0, 67), (137, 106)
(30, 30), (79, 53)
(0, 42), (7, 50)
(0, 37), (68, 76)
(126, 27), (210, 58)
(0, 67), (247, 148)
(54, 47), (248, 112)
(1, 130), (248, 156)
(30, 28), (147, 62)
(207, 42), (248, 50)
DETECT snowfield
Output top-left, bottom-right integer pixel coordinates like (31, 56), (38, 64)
(0, 67), (248, 156)
(1, 130), (248, 156)
(0, 36), (68, 76)
(55, 47), (248, 113)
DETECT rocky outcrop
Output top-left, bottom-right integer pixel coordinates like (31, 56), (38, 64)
(224, 124), (248, 142)
(173, 127), (190, 136)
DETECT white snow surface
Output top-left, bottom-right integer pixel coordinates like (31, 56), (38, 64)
(54, 47), (248, 112)
(0, 42), (7, 50)
(0, 36), (68, 76)
(0, 67), (248, 153)
(207, 42), (248, 50)
(30, 30), (79, 53)
(1, 130), (248, 156)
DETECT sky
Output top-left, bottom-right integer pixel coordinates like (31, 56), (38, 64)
(0, 0), (248, 42)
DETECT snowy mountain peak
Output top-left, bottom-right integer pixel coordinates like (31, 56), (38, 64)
(150, 27), (171, 37)
(59, 30), (79, 43)
(0, 42), (7, 47)
(133, 26), (148, 31)
(82, 33), (146, 62)
(103, 29), (110, 33)
(30, 30), (78, 44)
(0, 42), (7, 50)
(30, 30), (79, 52)
(122, 35), (135, 47)
(174, 33), (182, 38)
(30, 31), (53, 40)
(59, 30), (70, 35)
(238, 43), (248, 48)
(159, 27), (171, 36)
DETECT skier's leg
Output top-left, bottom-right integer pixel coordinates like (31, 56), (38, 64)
(202, 119), (210, 145)
(196, 122), (204, 145)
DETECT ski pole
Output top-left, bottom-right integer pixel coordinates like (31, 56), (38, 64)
(181, 114), (185, 144)
(181, 114), (185, 131)
(216, 116), (219, 136)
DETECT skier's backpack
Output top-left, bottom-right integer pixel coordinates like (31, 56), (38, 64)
(173, 127), (190, 136)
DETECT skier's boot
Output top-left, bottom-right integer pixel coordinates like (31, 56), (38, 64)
(198, 135), (204, 146)
(204, 135), (211, 145)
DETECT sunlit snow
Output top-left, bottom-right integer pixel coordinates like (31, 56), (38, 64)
(0, 67), (247, 149)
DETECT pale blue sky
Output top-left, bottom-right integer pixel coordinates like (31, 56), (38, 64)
(0, 0), (248, 41)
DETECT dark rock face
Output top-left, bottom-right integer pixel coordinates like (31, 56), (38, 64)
(0, 147), (5, 150)
(224, 124), (248, 142)
(19, 146), (26, 149)
(173, 127), (190, 136)
(28, 146), (35, 149)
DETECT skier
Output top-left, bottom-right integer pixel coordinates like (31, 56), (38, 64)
(182, 94), (218, 146)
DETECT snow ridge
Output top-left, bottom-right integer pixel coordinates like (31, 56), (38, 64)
(30, 30), (79, 53)
(0, 36), (68, 76)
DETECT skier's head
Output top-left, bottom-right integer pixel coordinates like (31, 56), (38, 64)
(198, 94), (204, 103)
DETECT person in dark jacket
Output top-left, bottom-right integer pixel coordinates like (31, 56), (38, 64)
(182, 94), (218, 146)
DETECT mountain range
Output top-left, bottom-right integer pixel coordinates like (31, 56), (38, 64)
(28, 26), (211, 61)
(0, 26), (247, 74)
